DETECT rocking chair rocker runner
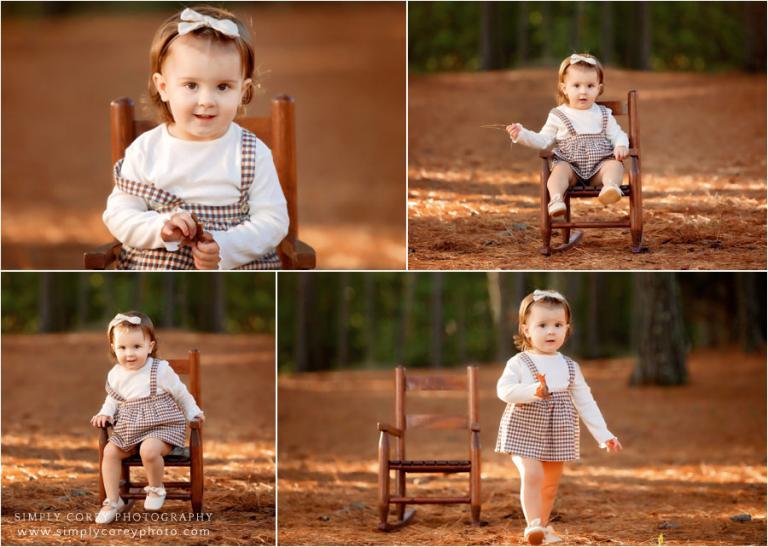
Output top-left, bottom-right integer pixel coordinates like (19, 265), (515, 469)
(98, 350), (204, 513)
(377, 366), (482, 531)
(83, 95), (315, 269)
(539, 90), (643, 255)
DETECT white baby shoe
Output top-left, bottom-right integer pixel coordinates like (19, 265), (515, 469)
(548, 196), (567, 217)
(524, 518), (547, 545)
(543, 525), (563, 544)
(143, 485), (167, 511)
(597, 183), (622, 205)
(95, 497), (127, 524)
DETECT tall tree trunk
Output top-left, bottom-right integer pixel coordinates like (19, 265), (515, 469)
(131, 273), (145, 309)
(39, 273), (54, 333)
(540, 3), (552, 62)
(76, 274), (88, 329)
(396, 274), (415, 365)
(211, 274), (226, 333)
(735, 273), (764, 352)
(163, 274), (176, 328)
(515, 2), (528, 65)
(337, 272), (350, 368)
(743, 2), (766, 72)
(480, 2), (502, 70)
(635, 1), (651, 70)
(431, 273), (444, 368)
(294, 274), (312, 373)
(600, 3), (614, 65)
(573, 1), (586, 51)
(487, 272), (511, 363)
(456, 286), (467, 365)
(586, 273), (600, 357)
(631, 273), (688, 386)
(364, 275), (376, 368)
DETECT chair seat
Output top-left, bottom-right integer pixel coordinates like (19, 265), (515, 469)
(567, 184), (632, 198)
(124, 446), (190, 466)
(389, 459), (471, 472)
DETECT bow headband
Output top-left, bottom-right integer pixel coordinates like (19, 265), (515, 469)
(569, 54), (597, 66)
(532, 289), (567, 302)
(108, 313), (142, 333)
(178, 8), (240, 39)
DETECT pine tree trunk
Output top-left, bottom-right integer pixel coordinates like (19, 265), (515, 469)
(630, 273), (688, 386)
(337, 272), (350, 368)
(396, 274), (415, 365)
(431, 273), (444, 368)
(364, 275), (376, 368)
(294, 274), (312, 373)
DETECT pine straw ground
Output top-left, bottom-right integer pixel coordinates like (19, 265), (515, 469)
(1, 332), (275, 546)
(408, 69), (766, 270)
(278, 349), (766, 545)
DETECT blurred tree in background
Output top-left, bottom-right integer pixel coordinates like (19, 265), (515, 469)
(278, 272), (765, 373)
(409, 1), (766, 73)
(2, 273), (275, 334)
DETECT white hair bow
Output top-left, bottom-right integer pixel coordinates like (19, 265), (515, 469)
(178, 8), (240, 39)
(569, 54), (597, 66)
(532, 289), (566, 302)
(108, 313), (142, 332)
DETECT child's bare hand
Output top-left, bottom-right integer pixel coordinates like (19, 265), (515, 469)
(192, 413), (206, 424)
(90, 415), (111, 428)
(191, 233), (221, 270)
(506, 123), (522, 141)
(534, 373), (551, 399)
(605, 437), (623, 453)
(161, 212), (198, 243)
(614, 146), (628, 161)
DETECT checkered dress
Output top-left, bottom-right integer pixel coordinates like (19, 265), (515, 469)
(495, 353), (580, 462)
(107, 359), (187, 450)
(551, 105), (615, 181)
(114, 128), (281, 270)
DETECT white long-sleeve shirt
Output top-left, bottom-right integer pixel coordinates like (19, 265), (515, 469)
(496, 351), (615, 447)
(512, 103), (629, 151)
(102, 122), (289, 270)
(98, 358), (203, 421)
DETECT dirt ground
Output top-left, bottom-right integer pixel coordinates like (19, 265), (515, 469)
(278, 349), (766, 545)
(2, 4), (405, 269)
(1, 332), (275, 545)
(408, 69), (766, 269)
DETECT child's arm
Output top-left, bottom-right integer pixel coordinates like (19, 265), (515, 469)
(506, 112), (561, 150)
(497, 355), (543, 404)
(209, 146), (289, 270)
(570, 363), (618, 448)
(91, 394), (118, 427)
(159, 362), (204, 421)
(605, 110), (630, 160)
(103, 188), (177, 249)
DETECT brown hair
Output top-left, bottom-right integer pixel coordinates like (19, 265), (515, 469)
(513, 291), (573, 351)
(107, 311), (158, 360)
(556, 53), (605, 105)
(148, 5), (256, 123)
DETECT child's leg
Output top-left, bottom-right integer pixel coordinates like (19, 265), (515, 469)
(512, 455), (545, 525)
(139, 438), (173, 487)
(546, 163), (577, 201)
(540, 461), (565, 525)
(592, 160), (624, 188)
(102, 442), (133, 502)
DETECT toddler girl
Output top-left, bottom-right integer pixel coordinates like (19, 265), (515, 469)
(506, 53), (629, 218)
(90, 312), (205, 524)
(103, 6), (289, 270)
(495, 290), (622, 545)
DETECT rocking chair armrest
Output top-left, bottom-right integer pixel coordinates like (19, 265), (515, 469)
(84, 240), (122, 270)
(279, 238), (316, 270)
(189, 419), (203, 430)
(377, 422), (403, 437)
(470, 422), (481, 432)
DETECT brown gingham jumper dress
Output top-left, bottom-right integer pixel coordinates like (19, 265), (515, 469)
(550, 105), (615, 181)
(114, 128), (282, 270)
(107, 359), (187, 451)
(495, 353), (580, 462)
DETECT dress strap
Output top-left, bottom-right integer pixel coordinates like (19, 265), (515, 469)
(563, 355), (576, 386)
(113, 160), (186, 209)
(105, 381), (125, 402)
(237, 129), (258, 213)
(149, 359), (158, 397)
(518, 352), (542, 378)
(599, 105), (609, 132)
(550, 108), (577, 136)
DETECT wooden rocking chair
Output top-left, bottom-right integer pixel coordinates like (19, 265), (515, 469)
(377, 366), (481, 531)
(539, 90), (643, 255)
(83, 95), (315, 269)
(98, 350), (204, 512)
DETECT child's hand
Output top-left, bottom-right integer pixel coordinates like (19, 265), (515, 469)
(605, 437), (623, 453)
(614, 146), (628, 161)
(191, 232), (221, 270)
(192, 413), (206, 424)
(534, 373), (551, 399)
(161, 212), (198, 243)
(90, 414), (112, 428)
(506, 123), (522, 141)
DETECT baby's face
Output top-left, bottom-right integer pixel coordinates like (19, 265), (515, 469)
(112, 327), (155, 370)
(153, 34), (251, 141)
(561, 65), (602, 110)
(523, 303), (569, 355)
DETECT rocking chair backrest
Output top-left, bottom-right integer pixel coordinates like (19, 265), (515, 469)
(596, 90), (640, 152)
(167, 349), (202, 409)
